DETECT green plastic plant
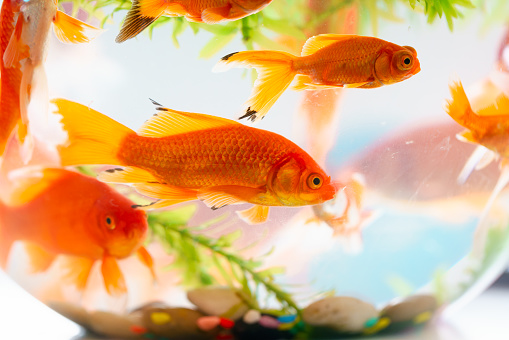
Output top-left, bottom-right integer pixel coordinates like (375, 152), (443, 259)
(148, 205), (301, 314)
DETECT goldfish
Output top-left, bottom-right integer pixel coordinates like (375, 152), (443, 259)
(0, 168), (154, 295)
(213, 34), (421, 122)
(445, 81), (509, 258)
(115, 0), (273, 43)
(53, 98), (336, 225)
(0, 0), (100, 161)
(445, 81), (509, 158)
(310, 173), (376, 254)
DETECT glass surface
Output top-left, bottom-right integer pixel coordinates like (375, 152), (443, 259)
(2, 0), (509, 338)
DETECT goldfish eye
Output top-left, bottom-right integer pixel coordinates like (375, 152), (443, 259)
(399, 54), (413, 70)
(307, 173), (323, 190)
(105, 216), (116, 230)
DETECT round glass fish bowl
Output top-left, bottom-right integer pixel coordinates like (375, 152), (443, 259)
(2, 0), (509, 339)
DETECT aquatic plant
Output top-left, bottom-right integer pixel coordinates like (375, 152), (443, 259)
(64, 0), (482, 60)
(147, 205), (301, 314)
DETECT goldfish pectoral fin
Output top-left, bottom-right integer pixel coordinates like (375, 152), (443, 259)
(102, 255), (127, 296)
(139, 101), (239, 137)
(236, 205), (269, 225)
(301, 34), (356, 56)
(53, 10), (102, 44)
(61, 257), (95, 291)
(115, 0), (168, 43)
(98, 166), (159, 184)
(137, 246), (156, 283)
(344, 82), (369, 88)
(24, 243), (56, 274)
(197, 187), (247, 209)
(3, 15), (29, 68)
(133, 183), (197, 204)
(201, 5), (231, 24)
(456, 130), (478, 144)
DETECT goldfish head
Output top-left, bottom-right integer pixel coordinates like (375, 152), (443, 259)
(90, 188), (148, 259)
(374, 45), (420, 85)
(268, 155), (336, 206)
(231, 0), (273, 12)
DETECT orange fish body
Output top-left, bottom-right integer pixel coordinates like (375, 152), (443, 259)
(446, 81), (509, 158)
(214, 34), (421, 121)
(54, 99), (336, 224)
(115, 0), (273, 42)
(0, 0), (100, 162)
(0, 1), (25, 159)
(0, 168), (153, 295)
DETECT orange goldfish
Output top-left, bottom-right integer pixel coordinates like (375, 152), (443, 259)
(0, 0), (100, 161)
(115, 0), (273, 43)
(445, 81), (509, 157)
(445, 81), (509, 257)
(214, 34), (421, 122)
(0, 168), (154, 295)
(53, 98), (336, 225)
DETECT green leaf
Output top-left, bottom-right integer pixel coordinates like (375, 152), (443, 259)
(199, 33), (238, 59)
(147, 205), (197, 227)
(262, 16), (306, 40)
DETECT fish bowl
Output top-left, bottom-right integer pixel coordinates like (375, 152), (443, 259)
(2, 0), (509, 339)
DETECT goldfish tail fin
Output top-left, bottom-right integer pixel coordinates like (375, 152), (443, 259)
(115, 0), (168, 43)
(52, 99), (134, 166)
(213, 51), (297, 122)
(445, 81), (477, 130)
(53, 10), (102, 44)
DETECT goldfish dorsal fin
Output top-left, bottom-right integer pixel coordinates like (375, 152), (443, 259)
(98, 166), (159, 184)
(197, 187), (246, 210)
(3, 15), (29, 68)
(236, 205), (269, 224)
(24, 243), (56, 273)
(53, 10), (102, 44)
(477, 93), (509, 117)
(301, 34), (356, 56)
(138, 101), (239, 138)
(102, 255), (127, 296)
(7, 168), (67, 206)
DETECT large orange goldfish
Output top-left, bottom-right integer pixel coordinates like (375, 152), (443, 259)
(0, 0), (100, 161)
(53, 99), (336, 224)
(115, 0), (273, 43)
(0, 168), (154, 295)
(214, 34), (421, 122)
